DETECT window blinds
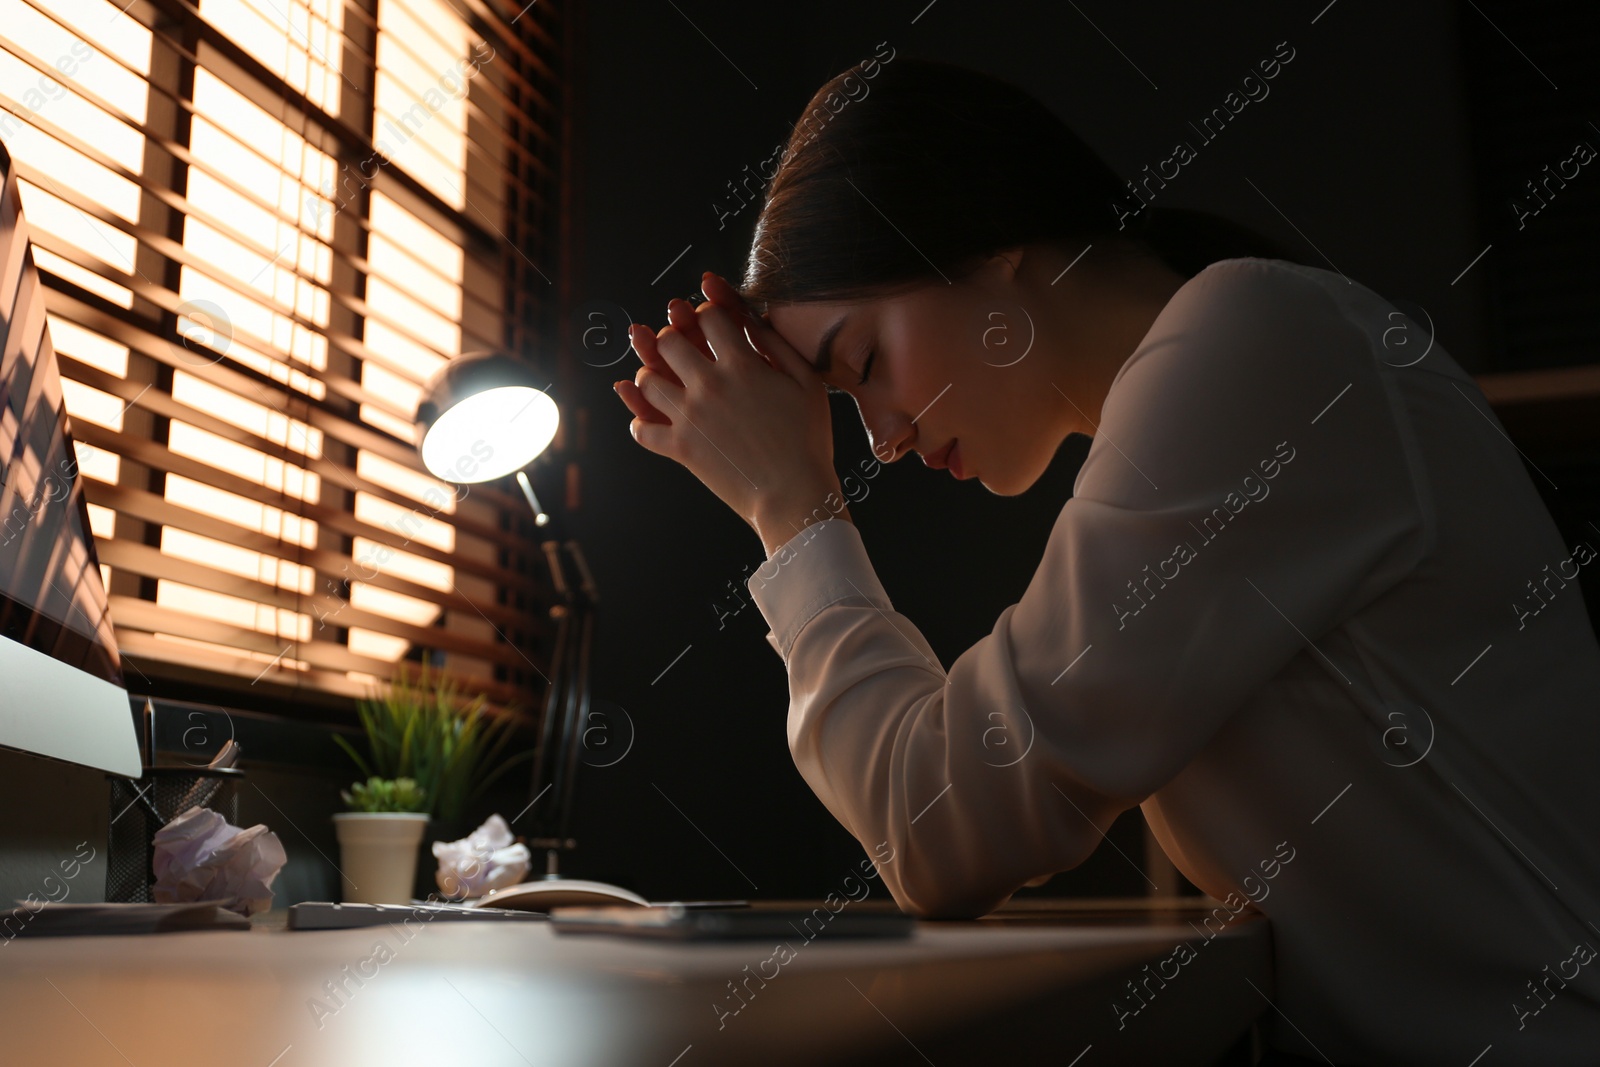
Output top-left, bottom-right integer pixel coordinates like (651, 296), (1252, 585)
(1, 0), (569, 708)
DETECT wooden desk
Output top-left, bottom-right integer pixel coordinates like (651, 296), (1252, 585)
(1, 897), (1270, 1066)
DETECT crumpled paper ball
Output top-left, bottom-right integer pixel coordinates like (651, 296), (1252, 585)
(151, 806), (287, 917)
(433, 814), (530, 899)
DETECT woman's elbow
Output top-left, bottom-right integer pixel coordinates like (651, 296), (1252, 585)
(879, 867), (1017, 920)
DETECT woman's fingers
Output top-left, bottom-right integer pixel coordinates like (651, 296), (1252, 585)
(612, 275), (840, 526)
(696, 302), (766, 369)
(613, 378), (669, 425)
(667, 298), (715, 358)
(698, 271), (814, 381)
(633, 364), (687, 420)
(694, 272), (781, 372)
(699, 271), (751, 318)
(625, 323), (677, 425)
(653, 327), (718, 389)
(630, 323), (683, 388)
(619, 274), (808, 450)
(697, 272), (764, 357)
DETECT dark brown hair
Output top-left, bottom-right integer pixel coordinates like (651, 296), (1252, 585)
(741, 57), (1292, 308)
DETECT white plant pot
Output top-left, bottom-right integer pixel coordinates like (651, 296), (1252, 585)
(332, 812), (430, 904)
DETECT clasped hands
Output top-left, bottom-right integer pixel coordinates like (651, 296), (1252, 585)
(612, 272), (847, 549)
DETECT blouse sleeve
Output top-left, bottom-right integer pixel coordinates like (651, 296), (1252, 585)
(744, 259), (1431, 918)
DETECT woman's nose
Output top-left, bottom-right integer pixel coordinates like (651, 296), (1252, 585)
(866, 415), (914, 463)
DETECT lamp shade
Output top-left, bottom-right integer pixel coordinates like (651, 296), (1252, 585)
(414, 352), (558, 484)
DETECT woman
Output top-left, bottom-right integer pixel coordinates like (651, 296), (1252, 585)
(612, 58), (1600, 1064)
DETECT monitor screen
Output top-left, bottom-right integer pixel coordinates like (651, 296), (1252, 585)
(0, 139), (137, 776)
(0, 145), (120, 686)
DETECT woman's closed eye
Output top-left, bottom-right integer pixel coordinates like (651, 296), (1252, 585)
(857, 349), (876, 385)
(825, 350), (876, 396)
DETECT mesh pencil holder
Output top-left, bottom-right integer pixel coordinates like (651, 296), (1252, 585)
(105, 766), (245, 904)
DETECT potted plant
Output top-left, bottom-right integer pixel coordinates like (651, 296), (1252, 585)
(334, 664), (532, 894)
(332, 777), (429, 904)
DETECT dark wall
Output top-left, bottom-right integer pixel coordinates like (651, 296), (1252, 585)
(553, 0), (1495, 902)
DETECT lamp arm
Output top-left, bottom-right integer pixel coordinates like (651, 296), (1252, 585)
(540, 540), (572, 602)
(528, 601), (570, 832)
(527, 539), (600, 856)
(555, 602), (595, 844)
(528, 538), (575, 833)
(566, 540), (598, 606)
(544, 586), (586, 848)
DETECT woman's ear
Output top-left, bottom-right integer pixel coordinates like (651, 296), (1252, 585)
(979, 247), (1025, 288)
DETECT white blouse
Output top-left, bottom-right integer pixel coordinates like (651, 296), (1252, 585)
(744, 258), (1600, 1062)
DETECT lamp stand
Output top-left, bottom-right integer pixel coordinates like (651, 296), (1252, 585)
(510, 529), (647, 909)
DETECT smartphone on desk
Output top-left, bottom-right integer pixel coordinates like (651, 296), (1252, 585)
(549, 903), (915, 941)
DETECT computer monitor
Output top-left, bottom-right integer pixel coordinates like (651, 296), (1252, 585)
(0, 140), (141, 777)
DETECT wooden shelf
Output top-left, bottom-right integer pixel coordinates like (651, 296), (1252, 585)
(1475, 366), (1600, 455)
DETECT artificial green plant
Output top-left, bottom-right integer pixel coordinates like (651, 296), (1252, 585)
(335, 663), (530, 822)
(341, 776), (427, 813)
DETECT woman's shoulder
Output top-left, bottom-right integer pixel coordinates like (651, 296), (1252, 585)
(1182, 257), (1469, 386)
(1186, 256), (1408, 335)
(1153, 256), (1350, 326)
(1190, 255), (1342, 300)
(1120, 256), (1366, 386)
(1087, 253), (1423, 516)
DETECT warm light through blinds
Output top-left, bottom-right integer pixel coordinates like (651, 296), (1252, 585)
(1, 0), (568, 706)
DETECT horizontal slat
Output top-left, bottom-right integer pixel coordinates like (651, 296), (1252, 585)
(98, 539), (537, 668)
(84, 479), (536, 627)
(460, 0), (563, 83)
(73, 421), (538, 591)
(41, 277), (414, 469)
(19, 0), (562, 129)
(60, 352), (539, 556)
(327, 0), (562, 166)
(141, 0), (564, 138)
(19, 173), (467, 415)
(33, 238), (548, 482)
(112, 594), (421, 675)
(145, 0), (522, 244)
(112, 596), (547, 691)
(13, 151), (503, 372)
(0, 29), (526, 313)
(113, 597), (550, 691)
(143, 0), (550, 241)
(29, 227), (464, 436)
(41, 280), (550, 518)
(119, 631), (538, 709)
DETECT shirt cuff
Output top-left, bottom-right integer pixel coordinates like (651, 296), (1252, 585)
(745, 518), (892, 660)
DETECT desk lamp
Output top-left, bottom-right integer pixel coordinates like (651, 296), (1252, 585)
(414, 351), (558, 525)
(415, 353), (647, 909)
